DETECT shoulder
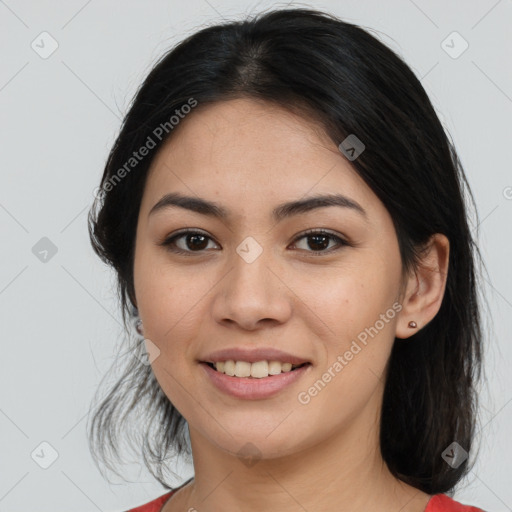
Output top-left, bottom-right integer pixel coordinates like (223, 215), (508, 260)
(124, 490), (175, 512)
(426, 493), (487, 512)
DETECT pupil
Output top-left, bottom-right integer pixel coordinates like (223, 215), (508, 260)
(188, 234), (208, 250)
(309, 235), (328, 251)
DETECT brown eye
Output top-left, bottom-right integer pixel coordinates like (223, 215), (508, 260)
(290, 229), (348, 255)
(159, 228), (349, 257)
(160, 230), (219, 254)
(180, 233), (209, 251)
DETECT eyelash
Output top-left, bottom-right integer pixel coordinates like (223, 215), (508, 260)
(159, 228), (350, 257)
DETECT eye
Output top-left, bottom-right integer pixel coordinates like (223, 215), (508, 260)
(159, 229), (220, 255)
(159, 228), (349, 256)
(289, 229), (349, 255)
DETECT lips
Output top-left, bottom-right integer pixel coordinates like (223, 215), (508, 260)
(199, 347), (311, 366)
(200, 360), (312, 399)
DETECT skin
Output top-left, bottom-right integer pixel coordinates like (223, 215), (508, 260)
(132, 98), (450, 512)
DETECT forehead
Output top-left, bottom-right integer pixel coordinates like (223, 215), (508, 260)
(152, 98), (335, 172)
(141, 98), (380, 222)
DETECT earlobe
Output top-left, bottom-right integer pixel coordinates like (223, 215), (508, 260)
(395, 269), (421, 339)
(395, 233), (450, 340)
(135, 318), (144, 336)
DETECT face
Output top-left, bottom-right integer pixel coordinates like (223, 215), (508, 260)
(133, 98), (406, 461)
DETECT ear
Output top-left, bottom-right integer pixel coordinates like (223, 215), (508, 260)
(395, 233), (450, 339)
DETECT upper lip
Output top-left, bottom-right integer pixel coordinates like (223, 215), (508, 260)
(199, 347), (311, 365)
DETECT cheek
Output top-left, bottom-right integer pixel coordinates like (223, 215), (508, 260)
(137, 275), (203, 340)
(290, 257), (400, 377)
(292, 262), (388, 334)
(134, 242), (179, 308)
(133, 251), (215, 358)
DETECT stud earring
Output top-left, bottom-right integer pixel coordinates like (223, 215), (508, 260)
(135, 318), (144, 336)
(408, 321), (417, 328)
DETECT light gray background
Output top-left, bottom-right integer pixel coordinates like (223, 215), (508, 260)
(1, 0), (511, 510)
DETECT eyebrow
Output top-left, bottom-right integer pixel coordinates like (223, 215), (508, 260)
(148, 192), (368, 222)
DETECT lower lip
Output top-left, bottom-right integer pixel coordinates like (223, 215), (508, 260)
(200, 362), (312, 400)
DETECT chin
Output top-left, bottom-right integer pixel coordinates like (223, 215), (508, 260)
(207, 425), (313, 462)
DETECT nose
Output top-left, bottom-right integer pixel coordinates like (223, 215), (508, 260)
(211, 245), (293, 331)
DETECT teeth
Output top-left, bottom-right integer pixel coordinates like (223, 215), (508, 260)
(212, 360), (301, 378)
(235, 361), (251, 378)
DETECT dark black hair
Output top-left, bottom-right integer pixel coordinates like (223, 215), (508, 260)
(87, 6), (489, 494)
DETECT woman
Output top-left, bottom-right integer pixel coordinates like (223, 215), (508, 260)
(87, 7), (488, 512)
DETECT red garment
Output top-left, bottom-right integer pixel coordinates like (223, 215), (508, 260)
(125, 490), (174, 512)
(427, 494), (486, 512)
(126, 490), (486, 512)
